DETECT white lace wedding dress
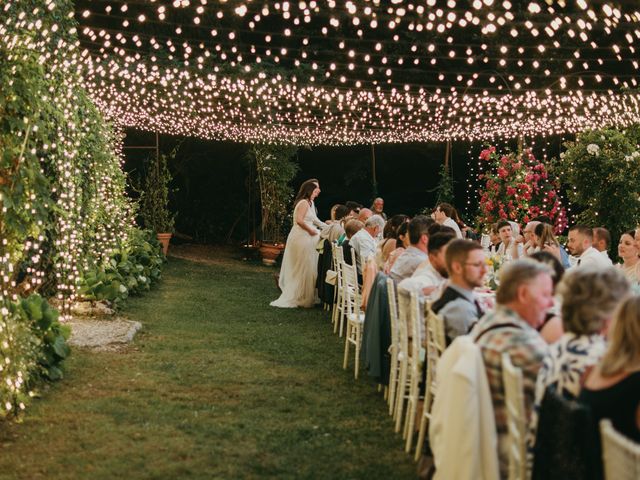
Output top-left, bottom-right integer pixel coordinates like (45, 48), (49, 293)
(270, 200), (326, 308)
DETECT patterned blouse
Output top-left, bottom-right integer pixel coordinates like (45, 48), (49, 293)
(528, 332), (607, 453)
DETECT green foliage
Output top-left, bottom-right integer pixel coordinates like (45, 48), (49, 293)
(79, 230), (164, 307)
(0, 294), (70, 418)
(555, 127), (640, 250)
(140, 151), (176, 233)
(0, 0), (145, 419)
(247, 144), (299, 243)
(433, 163), (455, 205)
(20, 294), (70, 382)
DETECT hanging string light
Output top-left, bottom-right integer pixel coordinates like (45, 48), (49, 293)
(72, 0), (640, 145)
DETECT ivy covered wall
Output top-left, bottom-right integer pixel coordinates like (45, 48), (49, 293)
(0, 0), (150, 417)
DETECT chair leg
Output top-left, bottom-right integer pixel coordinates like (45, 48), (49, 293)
(338, 300), (347, 337)
(333, 290), (342, 333)
(394, 362), (407, 432)
(388, 353), (398, 415)
(405, 391), (417, 452)
(354, 326), (361, 379)
(415, 408), (428, 462)
(343, 323), (351, 370)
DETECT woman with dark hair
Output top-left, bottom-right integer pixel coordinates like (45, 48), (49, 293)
(529, 250), (565, 344)
(271, 179), (327, 308)
(617, 230), (640, 284)
(383, 220), (410, 274)
(377, 214), (409, 267)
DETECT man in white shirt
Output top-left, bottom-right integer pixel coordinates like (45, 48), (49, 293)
(434, 202), (463, 239)
(398, 231), (456, 301)
(389, 215), (434, 282)
(350, 214), (384, 274)
(567, 225), (613, 268)
(593, 227), (613, 263)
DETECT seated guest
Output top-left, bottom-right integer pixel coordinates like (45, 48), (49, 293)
(383, 221), (410, 275)
(531, 215), (552, 225)
(432, 239), (488, 343)
(534, 223), (571, 269)
(389, 215), (434, 282)
(520, 220), (540, 256)
(496, 220), (524, 260)
(579, 294), (640, 442)
(321, 204), (350, 243)
(341, 219), (364, 265)
(529, 251), (565, 344)
(434, 202), (463, 239)
(350, 215), (384, 274)
(593, 227), (612, 263)
(377, 214), (409, 268)
(398, 230), (456, 302)
(370, 197), (387, 220)
(345, 201), (362, 216)
(529, 267), (630, 451)
(357, 207), (373, 224)
(489, 222), (501, 254)
(567, 224), (613, 268)
(617, 230), (640, 283)
(472, 259), (553, 478)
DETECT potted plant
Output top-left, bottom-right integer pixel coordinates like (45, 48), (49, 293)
(247, 144), (299, 265)
(140, 148), (176, 255)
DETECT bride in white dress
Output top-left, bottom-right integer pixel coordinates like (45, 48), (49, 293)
(270, 179), (327, 308)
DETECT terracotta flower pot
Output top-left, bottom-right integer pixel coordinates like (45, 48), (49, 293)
(157, 233), (172, 255)
(259, 242), (285, 266)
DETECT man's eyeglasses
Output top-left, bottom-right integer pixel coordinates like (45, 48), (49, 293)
(464, 261), (486, 268)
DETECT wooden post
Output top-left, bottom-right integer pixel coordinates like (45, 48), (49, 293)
(155, 132), (160, 176)
(517, 134), (524, 155)
(444, 140), (451, 173)
(371, 144), (377, 196)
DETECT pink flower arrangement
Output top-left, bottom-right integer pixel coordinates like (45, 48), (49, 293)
(477, 147), (567, 234)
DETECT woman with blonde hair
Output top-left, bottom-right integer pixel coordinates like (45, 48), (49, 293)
(579, 295), (640, 442)
(529, 267), (630, 448)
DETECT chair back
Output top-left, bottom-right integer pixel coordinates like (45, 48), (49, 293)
(600, 419), (640, 480)
(341, 250), (360, 316)
(333, 243), (344, 270)
(502, 353), (527, 480)
(424, 307), (445, 385)
(409, 291), (422, 361)
(396, 290), (410, 359)
(387, 278), (399, 349)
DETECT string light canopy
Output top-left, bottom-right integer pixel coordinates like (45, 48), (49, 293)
(75, 0), (640, 145)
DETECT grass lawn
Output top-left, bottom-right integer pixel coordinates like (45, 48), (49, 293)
(0, 251), (416, 479)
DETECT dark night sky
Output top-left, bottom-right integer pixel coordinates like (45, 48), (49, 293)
(123, 128), (566, 243)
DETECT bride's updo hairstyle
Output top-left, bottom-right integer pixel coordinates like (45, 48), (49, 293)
(294, 178), (319, 205)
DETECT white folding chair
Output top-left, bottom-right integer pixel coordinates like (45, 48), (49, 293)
(331, 244), (347, 336)
(393, 289), (411, 433)
(600, 419), (640, 480)
(342, 250), (365, 378)
(403, 291), (424, 452)
(414, 306), (446, 460)
(386, 277), (401, 416)
(502, 352), (527, 480)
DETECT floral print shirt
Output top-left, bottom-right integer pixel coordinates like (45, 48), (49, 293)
(528, 332), (606, 456)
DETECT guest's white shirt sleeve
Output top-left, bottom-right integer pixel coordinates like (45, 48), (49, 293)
(443, 218), (463, 239)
